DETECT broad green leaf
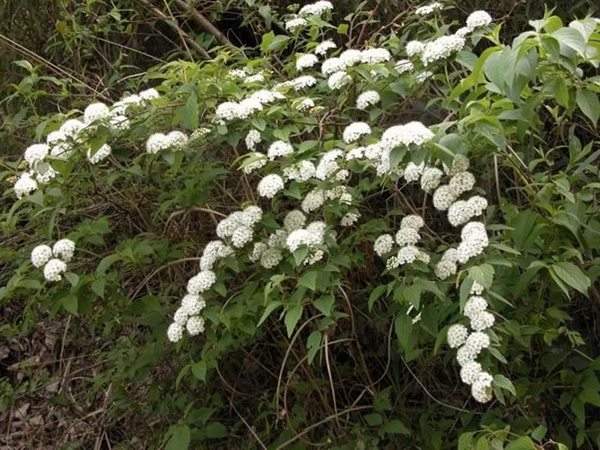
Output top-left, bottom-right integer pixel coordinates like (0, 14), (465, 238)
(550, 262), (591, 296)
(505, 436), (536, 450)
(298, 271), (318, 291)
(576, 89), (599, 126)
(284, 304), (304, 337)
(382, 419), (411, 435)
(494, 374), (516, 396)
(165, 425), (190, 450)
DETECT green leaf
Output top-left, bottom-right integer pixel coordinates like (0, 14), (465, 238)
(505, 436), (536, 450)
(550, 262), (591, 296)
(382, 419), (411, 435)
(364, 413), (383, 426)
(314, 295), (334, 316)
(192, 360), (207, 382)
(468, 264), (495, 289)
(576, 89), (600, 126)
(368, 285), (387, 311)
(458, 432), (475, 450)
(204, 422), (227, 438)
(394, 314), (413, 353)
(258, 301), (283, 326)
(284, 304), (304, 337)
(61, 294), (78, 315)
(165, 425), (190, 450)
(494, 374), (516, 396)
(552, 27), (587, 57)
(298, 271), (318, 291)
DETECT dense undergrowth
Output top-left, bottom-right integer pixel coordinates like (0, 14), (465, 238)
(1, 1), (600, 449)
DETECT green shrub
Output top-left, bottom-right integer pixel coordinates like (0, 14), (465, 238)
(1, 2), (600, 448)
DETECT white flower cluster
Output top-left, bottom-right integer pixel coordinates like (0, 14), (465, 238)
(415, 2), (443, 16)
(285, 17), (308, 32)
(245, 129), (262, 150)
(15, 88), (159, 199)
(447, 282), (496, 403)
(257, 174), (285, 198)
(315, 40), (337, 56)
(373, 215), (429, 270)
(31, 239), (75, 282)
(215, 90), (284, 123)
(145, 131), (189, 154)
(421, 35), (465, 66)
(327, 71), (352, 90)
(296, 53), (319, 71)
(356, 90), (380, 110)
(286, 221), (331, 265)
(395, 59), (414, 74)
(216, 206), (263, 248)
(299, 1), (334, 17)
(167, 292), (208, 342)
(343, 122), (372, 144)
(433, 170), (476, 211)
(267, 141), (294, 160)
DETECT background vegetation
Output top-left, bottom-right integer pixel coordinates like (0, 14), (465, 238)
(1, 1), (599, 449)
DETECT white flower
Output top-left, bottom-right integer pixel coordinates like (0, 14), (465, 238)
(401, 215), (425, 230)
(249, 242), (268, 262)
(356, 91), (381, 110)
(449, 171), (476, 196)
(343, 122), (371, 144)
(242, 153), (268, 174)
(346, 146), (365, 161)
(466, 11), (492, 29)
(215, 102), (240, 122)
(167, 323), (184, 342)
(322, 57), (347, 75)
(381, 122), (434, 150)
(468, 195), (488, 216)
(315, 40), (337, 56)
(415, 2), (443, 16)
(145, 133), (169, 154)
(166, 131), (188, 149)
(244, 73), (265, 84)
(59, 119), (84, 139)
(421, 35), (465, 66)
(447, 324), (469, 348)
(302, 188), (325, 213)
(31, 245), (53, 268)
(361, 48), (391, 64)
(109, 114), (130, 132)
(285, 17), (307, 32)
(257, 174), (285, 198)
(43, 258), (67, 282)
(327, 71), (352, 90)
(465, 331), (491, 353)
(296, 98), (316, 111)
(296, 53), (319, 71)
(24, 144), (49, 166)
(267, 141), (294, 160)
(448, 200), (475, 227)
(260, 248), (283, 268)
(181, 294), (205, 315)
(299, 1), (333, 17)
(283, 160), (316, 182)
(464, 295), (488, 319)
(53, 239), (75, 262)
(242, 205), (263, 226)
(395, 59), (414, 74)
(34, 162), (57, 184)
(87, 144), (111, 164)
(139, 88), (160, 101)
(456, 345), (477, 366)
(187, 271), (216, 294)
(228, 68), (248, 79)
(232, 225), (254, 248)
(245, 130), (262, 150)
(186, 316), (205, 335)
(457, 222), (489, 263)
(406, 40), (425, 57)
(403, 162), (425, 182)
(470, 311), (495, 331)
(340, 49), (363, 67)
(397, 245), (420, 264)
(395, 226), (421, 246)
(14, 173), (38, 199)
(471, 372), (493, 403)
(420, 167), (443, 192)
(470, 281), (485, 295)
(415, 71), (434, 83)
(173, 307), (189, 326)
(284, 210), (307, 232)
(290, 75), (318, 91)
(435, 258), (457, 280)
(374, 234), (394, 256)
(84, 102), (110, 124)
(340, 211), (360, 227)
(460, 361), (482, 385)
(456, 26), (472, 38)
(432, 185), (457, 211)
(316, 149), (343, 180)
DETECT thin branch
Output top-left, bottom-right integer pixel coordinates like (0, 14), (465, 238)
(174, 0), (234, 48)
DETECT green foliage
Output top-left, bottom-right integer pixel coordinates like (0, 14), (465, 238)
(1, 1), (600, 449)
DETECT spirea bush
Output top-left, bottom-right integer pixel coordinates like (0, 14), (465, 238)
(2, 1), (600, 448)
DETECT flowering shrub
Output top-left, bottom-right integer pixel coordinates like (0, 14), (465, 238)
(2, 1), (600, 448)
